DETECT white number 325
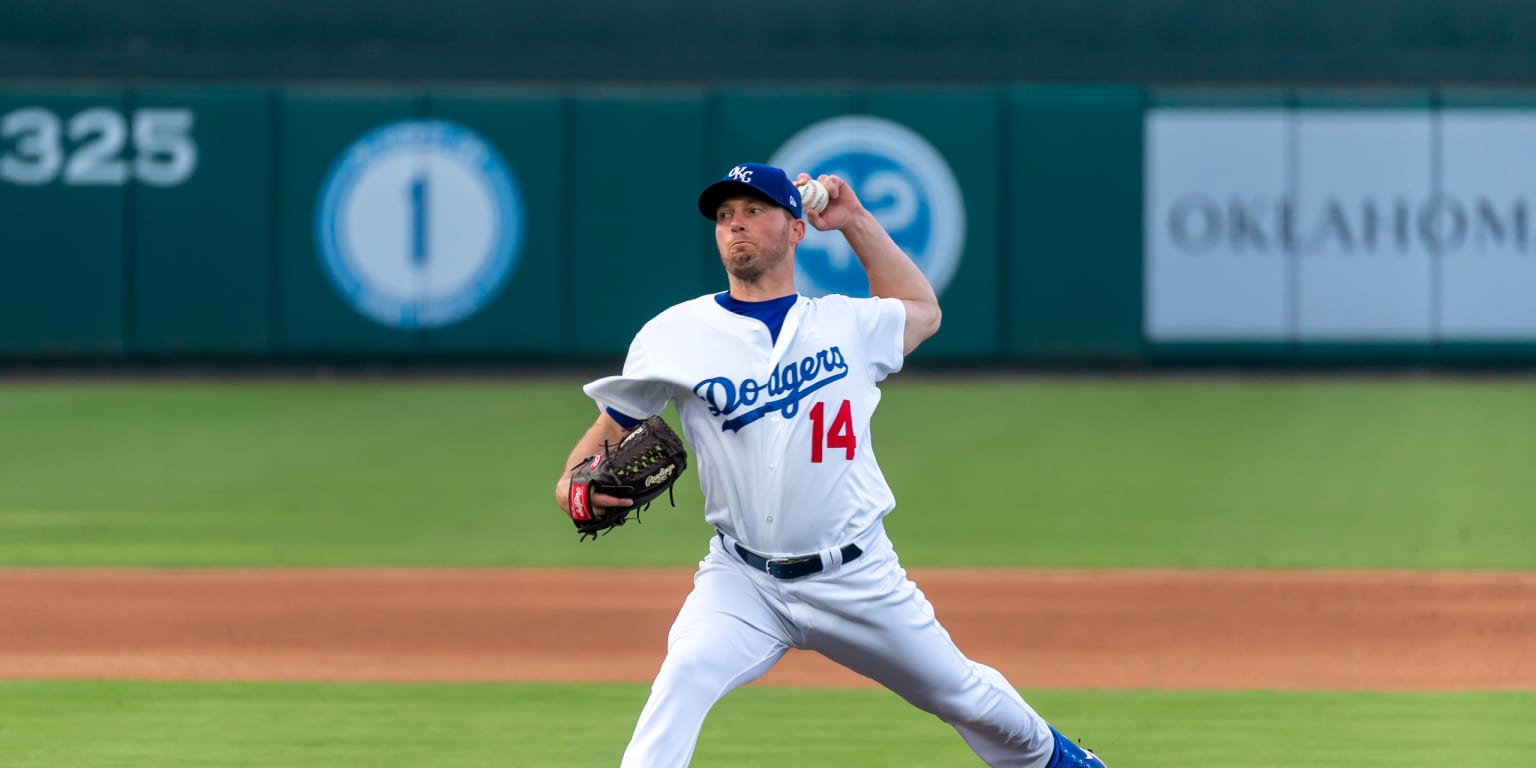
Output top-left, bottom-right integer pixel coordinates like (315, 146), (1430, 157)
(0, 107), (197, 187)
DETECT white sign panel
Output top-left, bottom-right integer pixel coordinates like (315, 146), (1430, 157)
(1293, 112), (1433, 340)
(1145, 110), (1289, 340)
(1439, 112), (1536, 339)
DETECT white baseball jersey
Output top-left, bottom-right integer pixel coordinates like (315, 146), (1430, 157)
(584, 292), (906, 555)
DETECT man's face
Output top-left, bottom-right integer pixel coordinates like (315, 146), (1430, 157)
(713, 195), (804, 282)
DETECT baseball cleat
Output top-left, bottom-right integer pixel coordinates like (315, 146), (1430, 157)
(1046, 725), (1107, 767)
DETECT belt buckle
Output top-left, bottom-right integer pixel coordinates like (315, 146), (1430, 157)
(766, 555), (816, 579)
(768, 555), (812, 568)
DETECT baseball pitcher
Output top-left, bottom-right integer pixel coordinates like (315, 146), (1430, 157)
(554, 162), (1108, 768)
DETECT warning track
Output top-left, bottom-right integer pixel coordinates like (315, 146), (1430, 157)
(2, 568), (1531, 690)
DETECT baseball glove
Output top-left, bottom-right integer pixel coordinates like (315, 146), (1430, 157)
(566, 416), (688, 541)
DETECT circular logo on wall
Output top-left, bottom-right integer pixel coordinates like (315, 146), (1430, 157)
(770, 116), (965, 298)
(316, 119), (523, 329)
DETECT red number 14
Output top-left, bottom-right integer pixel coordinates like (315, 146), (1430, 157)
(809, 400), (856, 462)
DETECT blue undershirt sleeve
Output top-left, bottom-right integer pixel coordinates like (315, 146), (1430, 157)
(605, 407), (642, 430)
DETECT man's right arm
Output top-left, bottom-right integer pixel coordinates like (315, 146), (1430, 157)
(554, 411), (635, 516)
(799, 173), (942, 355)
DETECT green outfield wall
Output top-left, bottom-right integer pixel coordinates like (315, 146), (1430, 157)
(4, 83), (1536, 366)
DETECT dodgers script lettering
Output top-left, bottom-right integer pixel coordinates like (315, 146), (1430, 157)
(692, 347), (848, 432)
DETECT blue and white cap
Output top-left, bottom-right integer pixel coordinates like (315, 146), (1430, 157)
(697, 163), (802, 220)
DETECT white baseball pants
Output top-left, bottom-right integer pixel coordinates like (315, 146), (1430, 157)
(618, 526), (1056, 767)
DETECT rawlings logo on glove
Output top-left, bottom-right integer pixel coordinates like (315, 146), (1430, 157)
(645, 465), (676, 487)
(566, 416), (689, 541)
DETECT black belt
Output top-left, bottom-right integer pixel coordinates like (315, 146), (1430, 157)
(727, 537), (863, 580)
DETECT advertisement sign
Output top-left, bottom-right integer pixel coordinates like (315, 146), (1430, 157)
(1147, 107), (1536, 342)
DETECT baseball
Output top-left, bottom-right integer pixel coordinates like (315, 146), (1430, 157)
(797, 178), (828, 213)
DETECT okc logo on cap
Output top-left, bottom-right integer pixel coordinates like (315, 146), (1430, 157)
(771, 116), (965, 298)
(698, 162), (802, 219)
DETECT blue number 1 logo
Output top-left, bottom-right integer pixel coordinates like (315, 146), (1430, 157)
(408, 175), (429, 268)
(316, 119), (523, 329)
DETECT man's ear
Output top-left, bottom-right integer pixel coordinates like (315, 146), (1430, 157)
(790, 218), (806, 243)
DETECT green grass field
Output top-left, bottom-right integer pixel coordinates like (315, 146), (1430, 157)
(2, 377), (1532, 767)
(1, 681), (1531, 768)
(0, 377), (1532, 568)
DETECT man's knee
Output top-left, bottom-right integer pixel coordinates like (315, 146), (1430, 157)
(651, 644), (751, 702)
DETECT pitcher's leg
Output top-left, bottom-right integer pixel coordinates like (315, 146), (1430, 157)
(949, 660), (1055, 767)
(797, 545), (1054, 768)
(620, 551), (791, 768)
(829, 643), (1053, 767)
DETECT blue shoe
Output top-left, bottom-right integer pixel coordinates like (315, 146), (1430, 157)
(1046, 725), (1106, 767)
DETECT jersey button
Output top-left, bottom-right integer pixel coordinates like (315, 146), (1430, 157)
(766, 515), (774, 523)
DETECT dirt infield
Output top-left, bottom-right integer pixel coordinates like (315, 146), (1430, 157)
(2, 569), (1532, 690)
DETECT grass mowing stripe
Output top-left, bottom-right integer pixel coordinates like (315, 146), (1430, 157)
(1, 378), (1532, 568)
(0, 681), (1531, 767)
